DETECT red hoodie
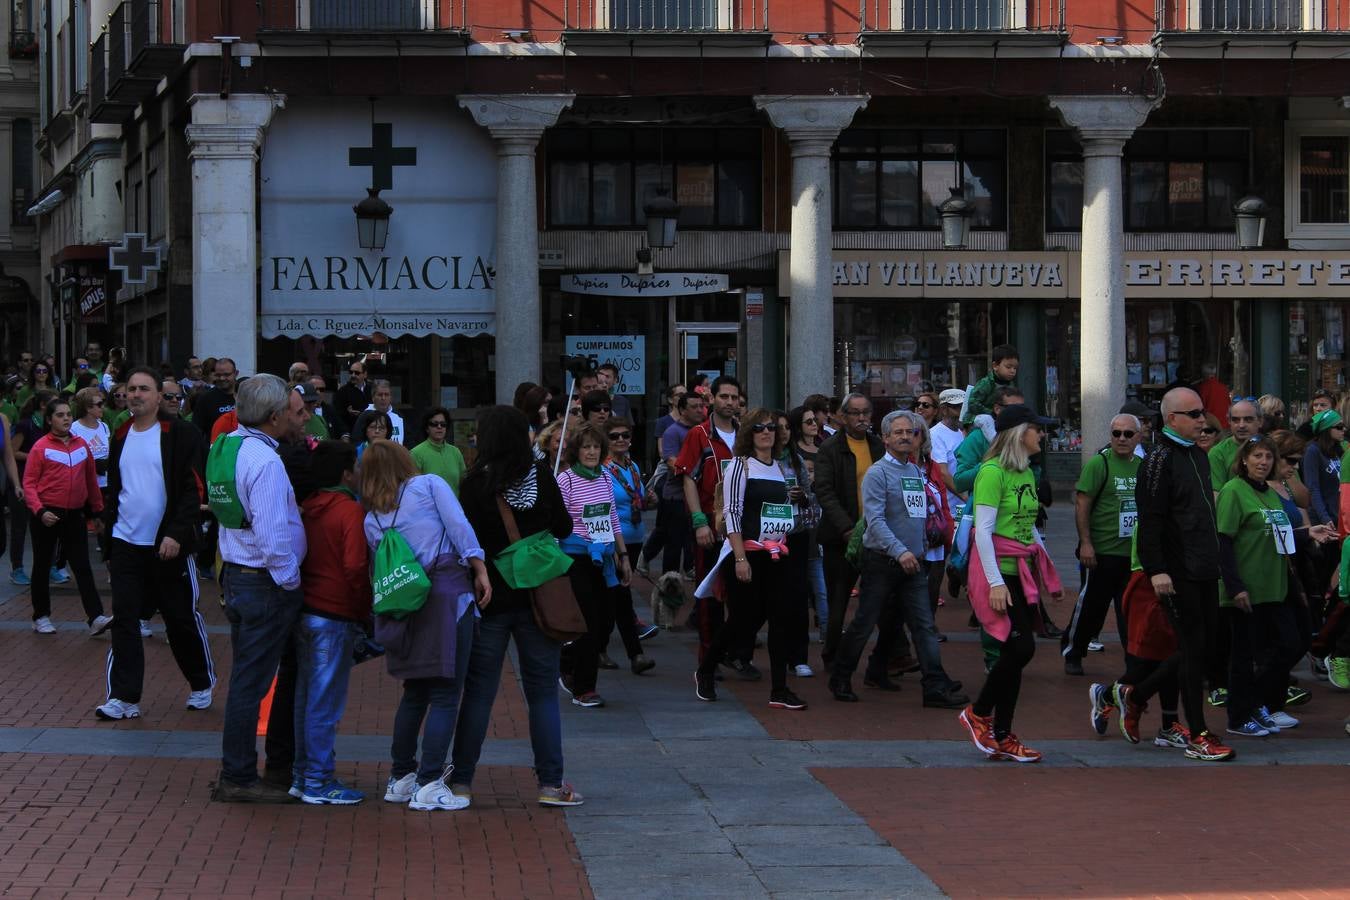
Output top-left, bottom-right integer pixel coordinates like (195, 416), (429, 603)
(23, 432), (103, 516)
(300, 488), (372, 622)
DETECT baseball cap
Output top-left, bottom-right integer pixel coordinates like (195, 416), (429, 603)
(1312, 409), (1344, 433)
(995, 403), (1057, 433)
(938, 388), (967, 406)
(293, 382), (320, 403)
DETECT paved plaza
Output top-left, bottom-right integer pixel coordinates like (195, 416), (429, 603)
(0, 514), (1347, 899)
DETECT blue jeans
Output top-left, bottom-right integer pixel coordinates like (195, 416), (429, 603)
(292, 614), (359, 790)
(391, 610), (475, 784)
(808, 552), (828, 630)
(452, 606), (565, 788)
(219, 565), (303, 786)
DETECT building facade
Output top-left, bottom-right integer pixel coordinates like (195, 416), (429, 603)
(1, 0), (39, 352)
(25, 0), (1350, 454)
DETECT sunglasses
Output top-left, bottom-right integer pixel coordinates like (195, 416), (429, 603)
(89, 400), (105, 407)
(77, 364), (89, 370)
(749, 422), (775, 434)
(1111, 430), (1136, 439)
(1201, 427), (1219, 435)
(163, 393), (182, 401)
(591, 406), (611, 413)
(1282, 455), (1301, 465)
(34, 368), (47, 374)
(427, 420), (448, 428)
(1171, 409), (1205, 419)
(113, 393), (126, 400)
(914, 402), (935, 409)
(608, 431), (631, 441)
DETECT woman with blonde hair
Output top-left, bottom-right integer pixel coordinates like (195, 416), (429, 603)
(361, 440), (491, 813)
(959, 404), (1063, 763)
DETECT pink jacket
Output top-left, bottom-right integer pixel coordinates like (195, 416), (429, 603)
(967, 534), (1062, 642)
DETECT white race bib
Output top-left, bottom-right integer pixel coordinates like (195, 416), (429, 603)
(901, 477), (926, 517)
(582, 502), (615, 544)
(1118, 497), (1137, 539)
(760, 502), (794, 539)
(1264, 509), (1295, 556)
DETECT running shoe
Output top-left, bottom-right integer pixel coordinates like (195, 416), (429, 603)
(1112, 683), (1142, 744)
(88, 615), (113, 636)
(571, 692), (605, 708)
(1326, 656), (1350, 691)
(49, 567), (70, 584)
(410, 776), (470, 812)
(1088, 683), (1115, 736)
(1064, 657), (1085, 677)
(637, 622), (660, 641)
(1087, 641), (1105, 653)
(10, 568), (29, 586)
(32, 616), (55, 635)
(1185, 731), (1235, 761)
(1153, 723), (1190, 749)
(1311, 653), (1330, 682)
(186, 689), (213, 710)
(1266, 709), (1299, 729)
(1207, 688), (1227, 708)
(1226, 719), (1271, 738)
(694, 671), (717, 702)
(793, 664), (814, 677)
(538, 783), (585, 807)
(958, 705), (999, 757)
(384, 773), (417, 803)
(630, 654), (655, 675)
(95, 699), (141, 720)
(302, 782), (365, 806)
(722, 659), (762, 681)
(1253, 706), (1282, 733)
(1286, 684), (1311, 706)
(768, 688), (807, 710)
(991, 734), (1042, 763)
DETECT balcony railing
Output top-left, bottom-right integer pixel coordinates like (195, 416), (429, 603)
(89, 32), (107, 109)
(130, 0), (169, 57)
(1158, 0), (1349, 30)
(108, 3), (128, 84)
(258, 0), (466, 31)
(565, 0), (768, 31)
(861, 0), (1064, 31)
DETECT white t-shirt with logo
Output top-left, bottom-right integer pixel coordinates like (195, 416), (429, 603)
(71, 419), (111, 488)
(113, 424), (167, 546)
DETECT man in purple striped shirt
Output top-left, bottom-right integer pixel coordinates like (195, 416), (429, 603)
(212, 374), (310, 804)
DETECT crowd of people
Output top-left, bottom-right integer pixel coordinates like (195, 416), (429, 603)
(4, 339), (1350, 812)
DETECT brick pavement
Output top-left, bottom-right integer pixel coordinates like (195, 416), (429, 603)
(818, 766), (1350, 898)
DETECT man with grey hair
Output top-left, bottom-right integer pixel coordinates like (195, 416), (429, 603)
(366, 379), (405, 446)
(1208, 398), (1261, 493)
(1062, 413), (1142, 676)
(829, 410), (968, 708)
(814, 392), (884, 666)
(212, 373), (312, 802)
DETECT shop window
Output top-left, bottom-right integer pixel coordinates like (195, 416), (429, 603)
(546, 128), (761, 230)
(1046, 128), (1248, 232)
(833, 129), (1006, 230)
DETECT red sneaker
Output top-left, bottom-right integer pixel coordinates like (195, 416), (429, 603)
(1185, 730), (1235, 762)
(1112, 683), (1144, 744)
(992, 734), (1042, 763)
(958, 705), (998, 756)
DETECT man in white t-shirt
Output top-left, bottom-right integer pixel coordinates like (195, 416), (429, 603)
(95, 367), (215, 722)
(367, 379), (405, 446)
(929, 388), (968, 510)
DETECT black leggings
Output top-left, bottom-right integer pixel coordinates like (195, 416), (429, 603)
(1133, 579), (1217, 737)
(603, 542), (643, 660)
(29, 507), (103, 623)
(697, 551), (794, 691)
(972, 579), (1036, 738)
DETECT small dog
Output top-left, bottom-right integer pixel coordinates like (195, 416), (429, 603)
(651, 572), (688, 631)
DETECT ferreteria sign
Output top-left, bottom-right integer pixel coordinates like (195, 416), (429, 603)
(261, 99), (497, 339)
(780, 251), (1350, 299)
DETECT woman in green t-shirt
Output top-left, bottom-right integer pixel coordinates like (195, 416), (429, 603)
(1218, 437), (1333, 738)
(959, 405), (1063, 764)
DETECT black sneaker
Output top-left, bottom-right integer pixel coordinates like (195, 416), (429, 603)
(694, 671), (717, 702)
(923, 688), (971, 709)
(863, 674), (902, 692)
(829, 677), (859, 702)
(1064, 657), (1085, 676)
(597, 653), (620, 670)
(723, 659), (762, 681)
(769, 688), (807, 710)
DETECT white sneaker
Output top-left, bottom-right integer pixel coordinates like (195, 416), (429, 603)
(1087, 641), (1105, 652)
(139, 620), (152, 638)
(409, 774), (470, 812)
(32, 616), (55, 634)
(95, 699), (141, 720)
(1267, 709), (1299, 729)
(793, 664), (815, 677)
(89, 615), (114, 636)
(384, 773), (418, 803)
(186, 689), (213, 710)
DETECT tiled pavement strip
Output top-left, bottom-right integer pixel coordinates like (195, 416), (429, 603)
(0, 512), (1346, 898)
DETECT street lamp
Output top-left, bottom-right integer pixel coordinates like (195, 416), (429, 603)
(354, 188), (393, 252)
(937, 187), (972, 250)
(643, 189), (680, 250)
(1233, 194), (1268, 249)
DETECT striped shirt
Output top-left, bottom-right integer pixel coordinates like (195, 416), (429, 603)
(556, 468), (623, 543)
(218, 426), (307, 590)
(722, 456), (786, 540)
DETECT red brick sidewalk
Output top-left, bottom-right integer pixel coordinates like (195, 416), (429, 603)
(0, 754), (591, 899)
(818, 765), (1350, 898)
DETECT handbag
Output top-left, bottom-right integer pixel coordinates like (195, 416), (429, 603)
(496, 495), (588, 642)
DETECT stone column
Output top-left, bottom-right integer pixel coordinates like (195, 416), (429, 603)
(460, 94), (574, 401)
(754, 95), (868, 404)
(1050, 96), (1158, 463)
(185, 93), (285, 376)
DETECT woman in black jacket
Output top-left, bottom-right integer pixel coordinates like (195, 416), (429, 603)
(448, 405), (585, 808)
